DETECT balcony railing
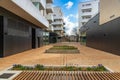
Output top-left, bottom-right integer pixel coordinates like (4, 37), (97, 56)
(53, 27), (63, 30)
(46, 13), (53, 23)
(52, 21), (64, 25)
(81, 19), (90, 22)
(81, 5), (92, 9)
(46, 0), (53, 3)
(46, 3), (53, 13)
(53, 16), (63, 20)
(31, 0), (46, 9)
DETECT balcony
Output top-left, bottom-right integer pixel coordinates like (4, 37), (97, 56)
(46, 3), (53, 13)
(46, 0), (53, 3)
(31, 0), (46, 9)
(46, 13), (53, 23)
(53, 27), (63, 31)
(53, 16), (63, 20)
(47, 25), (54, 31)
(52, 21), (64, 25)
(81, 5), (92, 10)
(81, 12), (93, 16)
(81, 19), (90, 22)
(0, 0), (49, 28)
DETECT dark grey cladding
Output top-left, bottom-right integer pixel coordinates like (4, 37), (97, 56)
(80, 13), (120, 55)
(0, 16), (4, 57)
(0, 7), (45, 57)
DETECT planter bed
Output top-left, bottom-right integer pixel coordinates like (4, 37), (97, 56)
(10, 64), (109, 72)
(45, 49), (79, 53)
(45, 45), (80, 53)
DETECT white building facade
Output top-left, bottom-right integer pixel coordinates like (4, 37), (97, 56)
(78, 0), (99, 35)
(52, 7), (65, 37)
(0, 0), (54, 29)
(31, 0), (54, 30)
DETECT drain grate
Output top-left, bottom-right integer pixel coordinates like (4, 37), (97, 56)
(0, 73), (15, 79)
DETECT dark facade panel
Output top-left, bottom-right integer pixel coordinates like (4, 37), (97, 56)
(4, 36), (31, 56)
(0, 7), (54, 57)
(85, 14), (120, 55)
(36, 28), (44, 47)
(2, 10), (32, 57)
(0, 16), (4, 57)
(0, 7), (44, 57)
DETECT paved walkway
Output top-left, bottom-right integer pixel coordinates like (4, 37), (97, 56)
(0, 42), (120, 72)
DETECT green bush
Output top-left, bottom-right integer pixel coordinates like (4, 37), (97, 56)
(12, 64), (108, 71)
(87, 67), (92, 71)
(34, 64), (44, 70)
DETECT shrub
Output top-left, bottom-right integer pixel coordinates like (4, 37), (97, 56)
(34, 64), (44, 70)
(11, 64), (108, 71)
(12, 64), (23, 70)
(87, 67), (92, 71)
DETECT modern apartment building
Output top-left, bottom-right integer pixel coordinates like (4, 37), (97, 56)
(78, 0), (99, 37)
(0, 0), (55, 57)
(80, 0), (120, 55)
(52, 7), (65, 37)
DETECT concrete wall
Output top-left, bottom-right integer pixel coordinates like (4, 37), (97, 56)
(100, 0), (120, 25)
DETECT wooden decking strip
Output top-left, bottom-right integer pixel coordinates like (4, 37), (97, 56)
(13, 71), (120, 80)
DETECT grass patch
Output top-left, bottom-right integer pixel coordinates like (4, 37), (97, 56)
(49, 45), (78, 50)
(45, 45), (79, 53)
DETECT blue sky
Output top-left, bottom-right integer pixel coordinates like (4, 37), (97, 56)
(53, 0), (90, 35)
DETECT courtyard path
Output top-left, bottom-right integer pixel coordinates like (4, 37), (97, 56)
(0, 42), (120, 72)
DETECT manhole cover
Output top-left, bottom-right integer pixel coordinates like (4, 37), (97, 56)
(0, 73), (15, 79)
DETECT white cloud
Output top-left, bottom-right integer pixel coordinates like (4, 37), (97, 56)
(69, 14), (78, 19)
(63, 15), (78, 35)
(65, 1), (74, 9)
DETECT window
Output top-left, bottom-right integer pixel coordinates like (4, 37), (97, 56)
(82, 8), (92, 13)
(82, 15), (91, 19)
(82, 22), (86, 25)
(82, 3), (91, 7)
(86, 3), (91, 6)
(32, 2), (40, 10)
(82, 4), (85, 7)
(53, 14), (56, 16)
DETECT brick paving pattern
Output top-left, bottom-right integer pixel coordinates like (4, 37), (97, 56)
(0, 42), (120, 72)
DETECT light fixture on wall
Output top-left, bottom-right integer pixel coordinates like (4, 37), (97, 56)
(110, 15), (115, 19)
